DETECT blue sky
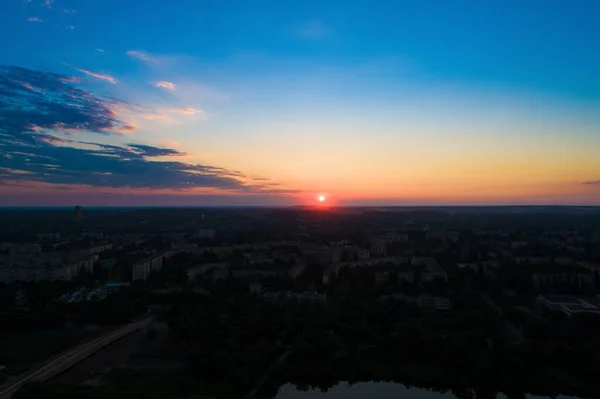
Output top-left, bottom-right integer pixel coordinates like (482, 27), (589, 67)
(5, 0), (598, 93)
(0, 0), (599, 205)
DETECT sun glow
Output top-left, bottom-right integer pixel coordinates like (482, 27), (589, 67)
(318, 195), (325, 202)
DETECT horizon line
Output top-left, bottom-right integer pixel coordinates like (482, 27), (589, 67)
(1, 205), (599, 209)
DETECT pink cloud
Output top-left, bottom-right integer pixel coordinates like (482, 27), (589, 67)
(162, 140), (179, 147)
(49, 123), (88, 135)
(38, 134), (67, 144)
(175, 107), (201, 115)
(141, 113), (168, 120)
(25, 124), (43, 132)
(154, 81), (176, 90)
(114, 124), (136, 134)
(27, 17), (43, 22)
(141, 114), (180, 125)
(20, 81), (41, 92)
(75, 67), (116, 84)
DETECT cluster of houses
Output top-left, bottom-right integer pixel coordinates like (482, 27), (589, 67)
(262, 290), (327, 303)
(379, 293), (452, 311)
(323, 256), (448, 285)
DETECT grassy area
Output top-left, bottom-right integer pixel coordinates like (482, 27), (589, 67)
(15, 374), (216, 399)
(102, 368), (212, 397)
(11, 328), (217, 399)
(14, 368), (215, 399)
(0, 328), (87, 374)
(86, 330), (216, 397)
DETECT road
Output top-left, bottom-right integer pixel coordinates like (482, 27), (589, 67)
(0, 316), (153, 399)
(244, 347), (292, 399)
(480, 293), (524, 344)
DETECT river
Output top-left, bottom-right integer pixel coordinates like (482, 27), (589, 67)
(276, 382), (582, 399)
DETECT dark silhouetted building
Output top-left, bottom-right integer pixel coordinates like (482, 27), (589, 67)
(74, 205), (83, 223)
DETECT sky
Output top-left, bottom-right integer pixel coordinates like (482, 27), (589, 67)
(0, 0), (599, 206)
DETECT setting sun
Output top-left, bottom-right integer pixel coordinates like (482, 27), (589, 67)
(318, 195), (325, 202)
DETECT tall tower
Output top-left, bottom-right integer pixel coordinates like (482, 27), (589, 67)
(74, 205), (83, 223)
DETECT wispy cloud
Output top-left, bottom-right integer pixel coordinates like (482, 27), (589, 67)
(59, 76), (82, 83)
(125, 49), (188, 69)
(96, 48), (105, 53)
(114, 124), (136, 134)
(154, 81), (176, 91)
(162, 140), (179, 147)
(126, 50), (151, 62)
(62, 9), (76, 14)
(42, 0), (53, 8)
(74, 66), (117, 84)
(142, 113), (169, 121)
(174, 107), (201, 115)
(27, 17), (43, 22)
(66, 25), (75, 30)
(126, 144), (184, 157)
(0, 66), (131, 136)
(583, 181), (600, 185)
(296, 18), (331, 39)
(0, 168), (35, 176)
(0, 65), (291, 195)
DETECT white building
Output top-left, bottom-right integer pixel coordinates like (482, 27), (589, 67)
(411, 257), (448, 282)
(343, 246), (370, 261)
(0, 252), (98, 283)
(300, 243), (342, 266)
(536, 295), (600, 316)
(369, 238), (387, 256)
(131, 250), (181, 281)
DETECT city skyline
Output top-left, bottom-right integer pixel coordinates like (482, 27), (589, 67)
(1, 0), (599, 206)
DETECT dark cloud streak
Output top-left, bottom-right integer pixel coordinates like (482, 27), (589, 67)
(0, 66), (295, 195)
(127, 144), (184, 157)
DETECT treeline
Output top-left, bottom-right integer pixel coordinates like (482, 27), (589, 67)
(261, 294), (600, 398)
(162, 294), (291, 397)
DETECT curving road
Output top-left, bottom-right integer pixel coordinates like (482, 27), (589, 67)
(480, 293), (523, 344)
(0, 316), (153, 399)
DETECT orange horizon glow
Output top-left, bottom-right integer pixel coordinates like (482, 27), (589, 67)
(2, 177), (599, 206)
